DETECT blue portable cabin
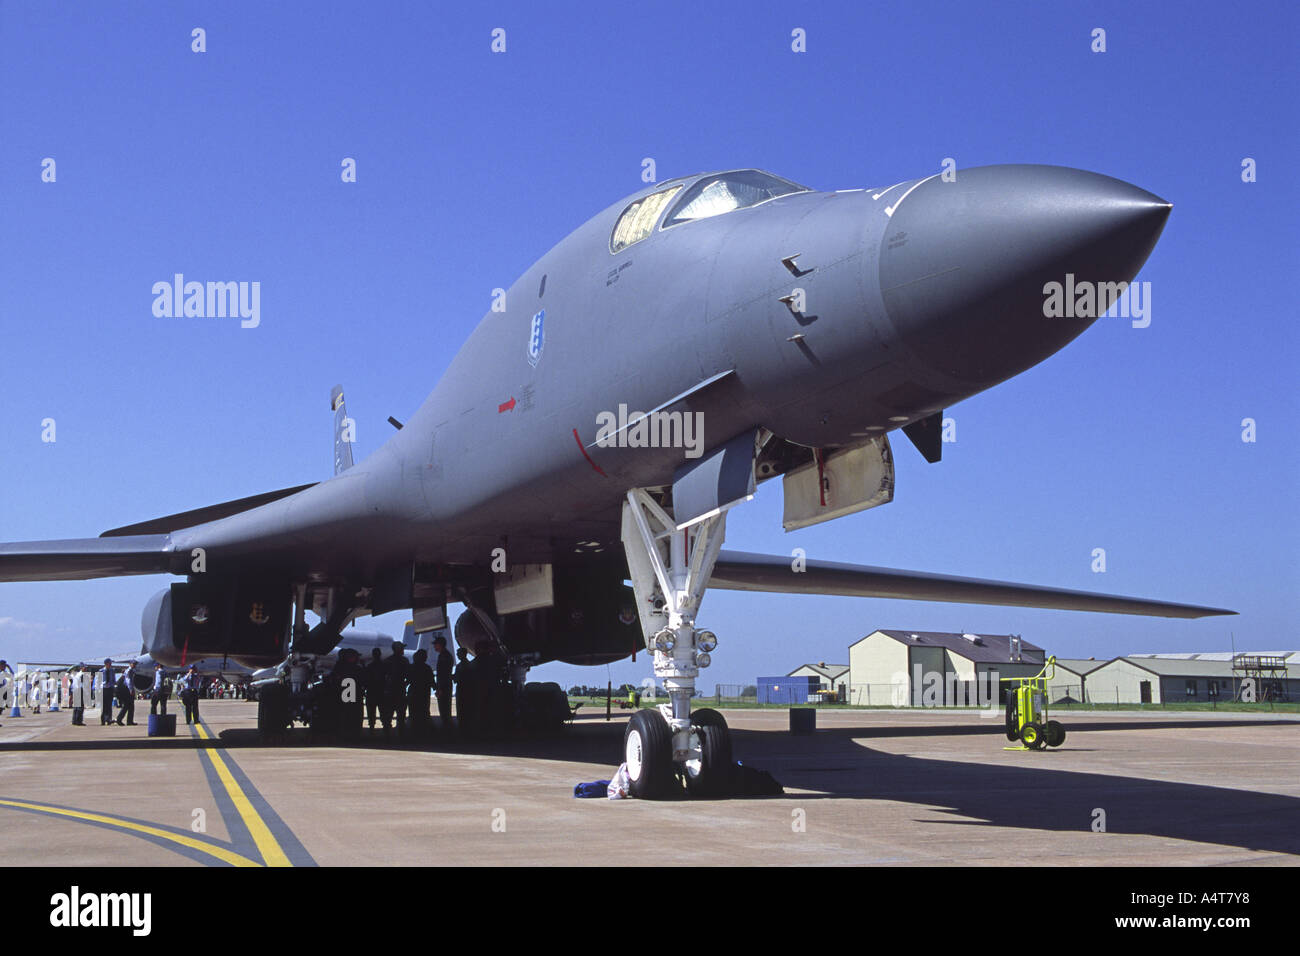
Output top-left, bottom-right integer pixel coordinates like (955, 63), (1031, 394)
(757, 675), (819, 705)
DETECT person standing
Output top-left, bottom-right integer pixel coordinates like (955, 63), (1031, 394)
(116, 661), (137, 725)
(150, 664), (169, 716)
(179, 666), (201, 725)
(433, 635), (454, 733)
(364, 647), (384, 733)
(381, 641), (409, 743)
(69, 665), (91, 725)
(98, 659), (117, 725)
(453, 647), (473, 734)
(406, 648), (434, 739)
(0, 659), (12, 725)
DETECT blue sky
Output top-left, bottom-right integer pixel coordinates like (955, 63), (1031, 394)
(1, 1), (1296, 691)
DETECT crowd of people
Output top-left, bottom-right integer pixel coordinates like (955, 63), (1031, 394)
(328, 635), (456, 742)
(2, 635), (477, 740)
(0, 657), (249, 728)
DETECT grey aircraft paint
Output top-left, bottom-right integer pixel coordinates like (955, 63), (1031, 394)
(0, 164), (1232, 672)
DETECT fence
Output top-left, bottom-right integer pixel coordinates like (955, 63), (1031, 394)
(702, 681), (1292, 710)
(713, 684), (758, 704)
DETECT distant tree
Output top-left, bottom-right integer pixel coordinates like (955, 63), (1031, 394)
(742, 685), (758, 697)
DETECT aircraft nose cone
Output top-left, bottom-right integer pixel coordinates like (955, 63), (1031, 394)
(878, 164), (1171, 386)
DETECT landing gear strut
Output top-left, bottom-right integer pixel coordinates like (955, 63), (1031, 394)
(254, 582), (357, 742)
(621, 489), (731, 798)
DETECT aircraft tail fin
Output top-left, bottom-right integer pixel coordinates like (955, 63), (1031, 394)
(332, 385), (355, 476)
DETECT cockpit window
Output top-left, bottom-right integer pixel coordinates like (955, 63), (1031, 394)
(610, 185), (683, 253)
(662, 170), (808, 229)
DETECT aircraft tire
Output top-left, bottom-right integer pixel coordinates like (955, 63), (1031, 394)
(523, 681), (570, 733)
(690, 707), (728, 730)
(683, 721), (733, 799)
(624, 709), (673, 799)
(257, 684), (288, 739)
(1046, 719), (1066, 747)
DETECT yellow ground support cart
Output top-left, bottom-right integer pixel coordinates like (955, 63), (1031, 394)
(1002, 656), (1067, 750)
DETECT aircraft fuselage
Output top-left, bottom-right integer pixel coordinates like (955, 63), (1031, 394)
(170, 164), (1171, 587)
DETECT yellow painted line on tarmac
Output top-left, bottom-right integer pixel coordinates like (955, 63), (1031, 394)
(0, 798), (260, 867)
(193, 721), (292, 867)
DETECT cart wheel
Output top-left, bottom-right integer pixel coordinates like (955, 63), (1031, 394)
(1045, 719), (1066, 747)
(1005, 694), (1019, 741)
(1020, 721), (1046, 750)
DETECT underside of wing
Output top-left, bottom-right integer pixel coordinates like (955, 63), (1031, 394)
(710, 550), (1234, 619)
(0, 535), (176, 582)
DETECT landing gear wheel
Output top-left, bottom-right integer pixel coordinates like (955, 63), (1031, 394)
(683, 710), (733, 798)
(1020, 721), (1046, 750)
(1005, 696), (1019, 741)
(624, 709), (674, 799)
(257, 685), (288, 740)
(690, 707), (728, 729)
(1045, 719), (1066, 747)
(522, 682), (570, 734)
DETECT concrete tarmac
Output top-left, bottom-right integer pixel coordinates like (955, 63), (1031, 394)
(1, 701), (1297, 866)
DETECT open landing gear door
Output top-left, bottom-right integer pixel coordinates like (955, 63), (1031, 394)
(782, 436), (894, 532)
(671, 428), (759, 530)
(493, 563), (554, 615)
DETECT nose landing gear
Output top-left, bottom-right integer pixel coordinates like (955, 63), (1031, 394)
(620, 489), (733, 798)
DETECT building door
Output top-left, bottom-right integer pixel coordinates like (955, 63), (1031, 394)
(1139, 680), (1152, 703)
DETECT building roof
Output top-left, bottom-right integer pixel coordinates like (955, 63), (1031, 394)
(1130, 651), (1298, 662)
(1052, 658), (1109, 676)
(852, 630), (1045, 665)
(788, 662), (850, 681)
(1102, 656), (1300, 679)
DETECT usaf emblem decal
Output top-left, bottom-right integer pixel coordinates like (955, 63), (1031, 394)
(528, 309), (545, 367)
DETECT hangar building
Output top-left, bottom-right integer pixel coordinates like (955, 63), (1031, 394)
(1086, 652), (1299, 704)
(786, 662), (850, 700)
(847, 630), (1046, 707)
(1047, 658), (1107, 702)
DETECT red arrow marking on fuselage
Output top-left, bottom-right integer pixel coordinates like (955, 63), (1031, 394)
(573, 428), (607, 477)
(498, 397), (516, 413)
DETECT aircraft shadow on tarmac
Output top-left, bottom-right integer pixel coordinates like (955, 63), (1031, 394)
(7, 717), (1297, 857)
(723, 723), (1300, 858)
(234, 716), (1300, 856)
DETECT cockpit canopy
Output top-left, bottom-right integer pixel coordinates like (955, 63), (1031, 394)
(610, 169), (809, 253)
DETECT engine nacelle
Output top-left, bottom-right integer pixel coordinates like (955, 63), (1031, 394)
(140, 580), (291, 668)
(130, 665), (156, 693)
(454, 606), (505, 661)
(140, 588), (175, 664)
